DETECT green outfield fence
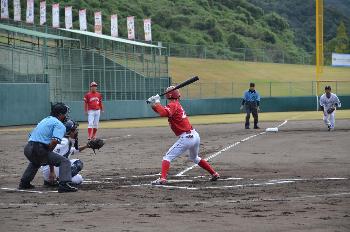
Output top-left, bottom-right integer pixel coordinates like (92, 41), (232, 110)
(179, 81), (350, 99)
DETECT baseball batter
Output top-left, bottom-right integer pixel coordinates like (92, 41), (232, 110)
(147, 86), (220, 185)
(41, 120), (87, 186)
(319, 86), (341, 131)
(84, 82), (104, 140)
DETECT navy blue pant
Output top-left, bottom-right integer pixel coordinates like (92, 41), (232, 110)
(245, 102), (259, 128)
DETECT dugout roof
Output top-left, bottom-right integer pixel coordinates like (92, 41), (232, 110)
(0, 23), (79, 41)
(60, 28), (163, 48)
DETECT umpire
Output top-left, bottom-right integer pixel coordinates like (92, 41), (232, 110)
(19, 103), (77, 193)
(240, 83), (261, 129)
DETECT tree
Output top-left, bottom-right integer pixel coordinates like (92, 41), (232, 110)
(326, 21), (350, 54)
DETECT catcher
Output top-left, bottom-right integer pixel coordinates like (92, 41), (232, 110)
(147, 86), (220, 185)
(41, 120), (104, 186)
(319, 86), (341, 131)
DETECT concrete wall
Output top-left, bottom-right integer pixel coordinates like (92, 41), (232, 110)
(1, 90), (349, 126)
(0, 83), (50, 126)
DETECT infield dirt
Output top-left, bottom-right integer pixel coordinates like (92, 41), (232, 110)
(1, 119), (350, 232)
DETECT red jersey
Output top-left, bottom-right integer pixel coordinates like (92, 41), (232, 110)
(84, 91), (103, 110)
(153, 100), (193, 136)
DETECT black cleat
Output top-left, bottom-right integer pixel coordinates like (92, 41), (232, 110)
(327, 125), (331, 131)
(58, 182), (78, 193)
(210, 172), (220, 181)
(18, 182), (35, 189)
(254, 126), (260, 129)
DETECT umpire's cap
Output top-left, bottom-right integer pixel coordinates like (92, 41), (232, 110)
(325, 86), (331, 91)
(51, 103), (70, 117)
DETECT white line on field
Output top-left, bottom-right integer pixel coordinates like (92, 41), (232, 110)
(176, 120), (288, 176)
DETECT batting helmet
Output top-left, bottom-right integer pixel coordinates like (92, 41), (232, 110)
(51, 103), (70, 118)
(64, 119), (79, 135)
(165, 86), (181, 99)
(90, 81), (98, 87)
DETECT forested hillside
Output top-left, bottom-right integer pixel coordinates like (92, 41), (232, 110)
(8, 0), (350, 59)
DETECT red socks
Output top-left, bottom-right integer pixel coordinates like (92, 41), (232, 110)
(198, 159), (216, 175)
(161, 160), (170, 180)
(92, 128), (97, 138)
(88, 128), (93, 139)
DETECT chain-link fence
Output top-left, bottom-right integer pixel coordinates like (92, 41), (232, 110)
(179, 81), (350, 99)
(164, 42), (330, 65)
(0, 19), (170, 102)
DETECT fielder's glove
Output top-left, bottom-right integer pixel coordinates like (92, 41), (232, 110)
(147, 94), (160, 105)
(327, 107), (335, 114)
(87, 138), (105, 154)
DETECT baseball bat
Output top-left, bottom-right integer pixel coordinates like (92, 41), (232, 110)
(146, 76), (199, 103)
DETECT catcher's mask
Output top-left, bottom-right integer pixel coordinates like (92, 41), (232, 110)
(64, 119), (79, 136)
(165, 86), (180, 99)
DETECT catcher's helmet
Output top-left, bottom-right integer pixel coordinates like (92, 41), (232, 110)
(165, 86), (180, 99)
(51, 103), (70, 118)
(64, 119), (78, 135)
(90, 81), (98, 87)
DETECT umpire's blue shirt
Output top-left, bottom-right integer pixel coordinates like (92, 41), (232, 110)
(29, 116), (66, 145)
(243, 90), (261, 103)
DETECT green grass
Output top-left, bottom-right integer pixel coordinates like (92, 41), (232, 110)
(169, 57), (350, 98)
(2, 110), (350, 132)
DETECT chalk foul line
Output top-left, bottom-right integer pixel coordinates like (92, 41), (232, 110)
(176, 120), (288, 176)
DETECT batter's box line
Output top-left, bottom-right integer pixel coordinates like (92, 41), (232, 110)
(176, 120), (288, 176)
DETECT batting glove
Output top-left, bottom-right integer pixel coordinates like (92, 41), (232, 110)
(147, 95), (160, 104)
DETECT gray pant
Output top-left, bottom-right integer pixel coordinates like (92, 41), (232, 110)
(20, 142), (72, 184)
(245, 102), (259, 128)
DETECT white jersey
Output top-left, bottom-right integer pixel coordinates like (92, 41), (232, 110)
(319, 93), (341, 110)
(53, 137), (79, 159)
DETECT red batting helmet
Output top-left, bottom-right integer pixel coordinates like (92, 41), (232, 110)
(165, 86), (180, 99)
(90, 81), (98, 87)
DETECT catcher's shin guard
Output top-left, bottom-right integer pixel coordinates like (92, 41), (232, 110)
(71, 160), (83, 177)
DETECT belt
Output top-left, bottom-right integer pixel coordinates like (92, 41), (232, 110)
(28, 141), (49, 148)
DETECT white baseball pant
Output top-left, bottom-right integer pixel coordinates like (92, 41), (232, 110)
(323, 110), (336, 129)
(88, 110), (101, 128)
(163, 130), (202, 164)
(41, 159), (83, 185)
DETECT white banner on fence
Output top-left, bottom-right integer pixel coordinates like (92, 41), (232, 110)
(65, 6), (73, 29)
(332, 53), (350, 67)
(13, 0), (21, 21)
(143, 18), (152, 41)
(52, 3), (59, 28)
(127, 16), (135, 40)
(111, 14), (118, 37)
(95, 11), (102, 34)
(1, 0), (9, 19)
(40, 1), (46, 25)
(26, 0), (34, 24)
(79, 9), (87, 31)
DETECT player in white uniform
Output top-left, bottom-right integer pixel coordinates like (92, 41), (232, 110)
(319, 86), (341, 131)
(41, 120), (88, 186)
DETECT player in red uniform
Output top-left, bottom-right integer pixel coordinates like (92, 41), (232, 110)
(84, 82), (104, 140)
(147, 86), (220, 185)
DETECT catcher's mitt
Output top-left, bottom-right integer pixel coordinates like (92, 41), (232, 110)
(87, 138), (105, 154)
(327, 107), (335, 114)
